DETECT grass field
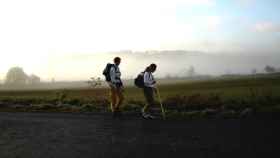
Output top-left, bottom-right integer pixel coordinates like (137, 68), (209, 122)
(0, 74), (280, 116)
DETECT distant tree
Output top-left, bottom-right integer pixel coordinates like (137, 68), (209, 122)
(187, 66), (196, 77)
(5, 67), (28, 86)
(87, 77), (102, 88)
(264, 65), (276, 73)
(28, 74), (41, 85)
(251, 68), (257, 75)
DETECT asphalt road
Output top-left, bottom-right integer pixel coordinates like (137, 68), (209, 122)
(0, 112), (279, 158)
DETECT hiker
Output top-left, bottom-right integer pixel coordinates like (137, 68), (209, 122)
(103, 57), (124, 117)
(141, 64), (157, 119)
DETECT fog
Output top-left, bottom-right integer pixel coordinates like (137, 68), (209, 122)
(42, 50), (280, 81)
(0, 0), (280, 82)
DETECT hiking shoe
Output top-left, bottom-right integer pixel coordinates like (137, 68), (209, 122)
(142, 112), (155, 119)
(141, 108), (145, 114)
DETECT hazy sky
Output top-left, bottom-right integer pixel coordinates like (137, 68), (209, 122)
(0, 0), (279, 81)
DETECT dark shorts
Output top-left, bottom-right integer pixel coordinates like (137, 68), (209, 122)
(115, 82), (123, 88)
(107, 81), (123, 90)
(143, 87), (155, 106)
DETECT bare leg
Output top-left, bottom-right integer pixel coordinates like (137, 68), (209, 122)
(110, 86), (117, 112)
(115, 89), (124, 111)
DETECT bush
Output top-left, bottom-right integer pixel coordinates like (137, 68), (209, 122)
(65, 98), (83, 106)
(80, 104), (100, 112)
(163, 93), (223, 111)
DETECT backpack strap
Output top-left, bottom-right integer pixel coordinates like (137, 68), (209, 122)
(111, 64), (118, 72)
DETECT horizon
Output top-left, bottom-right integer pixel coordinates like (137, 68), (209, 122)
(0, 50), (279, 82)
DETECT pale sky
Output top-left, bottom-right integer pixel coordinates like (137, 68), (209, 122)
(0, 0), (279, 81)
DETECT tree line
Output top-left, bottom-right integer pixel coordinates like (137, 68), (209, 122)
(3, 67), (40, 86)
(1, 64), (280, 87)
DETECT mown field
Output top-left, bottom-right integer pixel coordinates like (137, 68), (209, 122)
(0, 74), (280, 118)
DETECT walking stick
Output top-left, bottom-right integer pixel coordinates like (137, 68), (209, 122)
(156, 87), (166, 120)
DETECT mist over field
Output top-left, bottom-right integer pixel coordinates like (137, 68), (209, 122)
(44, 50), (280, 81)
(1, 0), (280, 81)
(0, 0), (279, 82)
(1, 50), (280, 83)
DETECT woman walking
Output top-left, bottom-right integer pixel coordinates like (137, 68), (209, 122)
(141, 64), (157, 119)
(104, 57), (124, 117)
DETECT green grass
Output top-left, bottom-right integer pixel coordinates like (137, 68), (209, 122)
(0, 74), (280, 115)
(124, 76), (280, 101)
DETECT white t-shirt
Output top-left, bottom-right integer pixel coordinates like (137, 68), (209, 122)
(144, 71), (156, 87)
(109, 64), (121, 84)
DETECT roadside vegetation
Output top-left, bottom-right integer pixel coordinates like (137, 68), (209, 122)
(0, 74), (279, 119)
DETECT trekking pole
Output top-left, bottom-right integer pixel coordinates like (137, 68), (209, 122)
(156, 87), (166, 120)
